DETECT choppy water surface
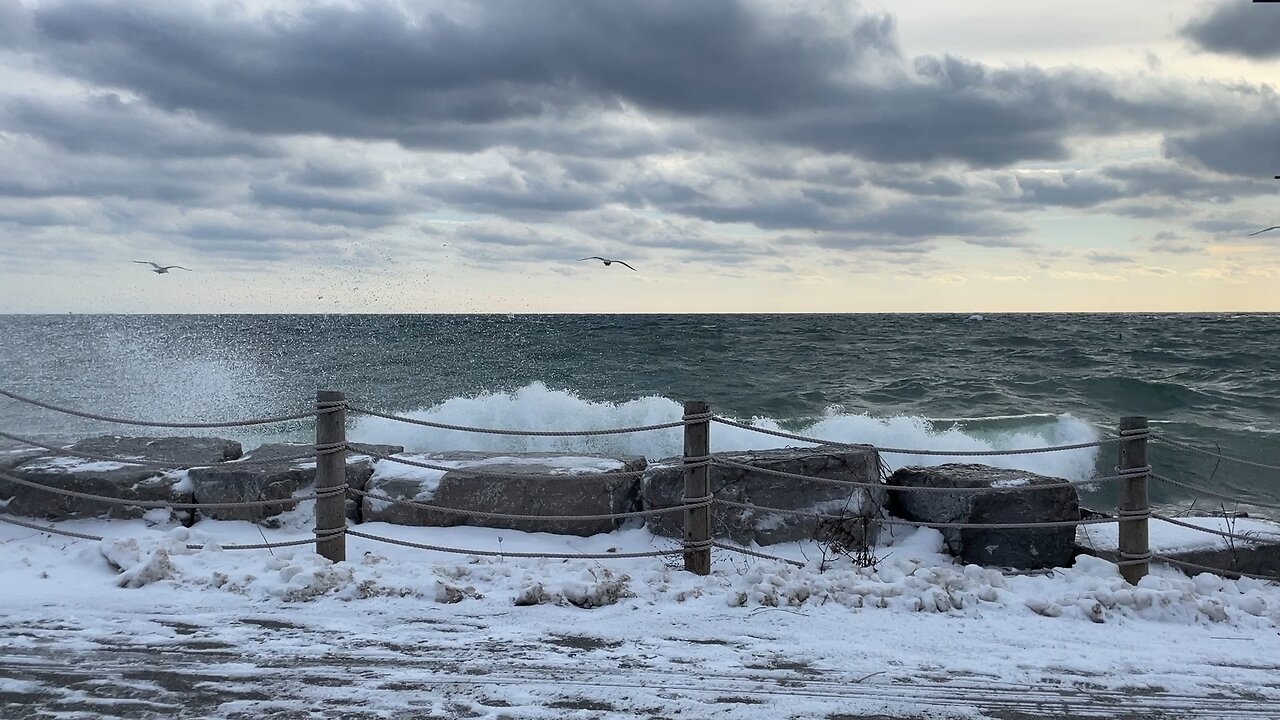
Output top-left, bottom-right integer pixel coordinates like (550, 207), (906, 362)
(1, 313), (1277, 511)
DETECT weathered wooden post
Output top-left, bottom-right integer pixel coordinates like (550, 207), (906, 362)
(315, 389), (347, 563)
(683, 400), (711, 576)
(1117, 416), (1150, 584)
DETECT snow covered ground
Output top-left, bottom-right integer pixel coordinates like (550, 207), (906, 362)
(2, 511), (1280, 719)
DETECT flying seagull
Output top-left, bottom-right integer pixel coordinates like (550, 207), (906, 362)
(578, 256), (636, 271)
(133, 261), (192, 274)
(1248, 226), (1279, 236)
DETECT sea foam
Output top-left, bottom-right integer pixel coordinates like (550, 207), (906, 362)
(349, 382), (1101, 480)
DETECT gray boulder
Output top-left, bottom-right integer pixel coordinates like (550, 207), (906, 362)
(0, 454), (192, 521)
(68, 435), (243, 466)
(362, 452), (646, 536)
(643, 446), (885, 547)
(887, 463), (1080, 570)
(1, 448), (45, 471)
(188, 443), (402, 522)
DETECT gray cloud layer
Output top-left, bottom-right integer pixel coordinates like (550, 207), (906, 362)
(0, 0), (1277, 276)
(1182, 2), (1280, 59)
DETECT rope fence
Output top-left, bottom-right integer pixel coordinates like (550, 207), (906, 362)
(1, 387), (1277, 582)
(0, 430), (329, 470)
(0, 513), (329, 551)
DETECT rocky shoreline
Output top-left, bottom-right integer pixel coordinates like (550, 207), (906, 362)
(4, 434), (1279, 574)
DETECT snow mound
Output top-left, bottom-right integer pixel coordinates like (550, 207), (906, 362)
(514, 567), (634, 608)
(25, 521), (1280, 629)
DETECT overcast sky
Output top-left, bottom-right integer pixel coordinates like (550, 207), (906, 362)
(1, 0), (1278, 313)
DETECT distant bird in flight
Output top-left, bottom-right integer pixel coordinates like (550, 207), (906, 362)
(578, 256), (636, 271)
(133, 261), (192, 274)
(1248, 226), (1279, 236)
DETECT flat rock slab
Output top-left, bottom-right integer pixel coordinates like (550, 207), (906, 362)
(1078, 515), (1280, 578)
(888, 463), (1080, 570)
(68, 435), (243, 466)
(362, 452), (647, 536)
(187, 443), (402, 522)
(643, 446), (884, 547)
(0, 454), (191, 521)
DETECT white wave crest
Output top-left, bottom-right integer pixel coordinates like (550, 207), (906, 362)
(350, 383), (1102, 480)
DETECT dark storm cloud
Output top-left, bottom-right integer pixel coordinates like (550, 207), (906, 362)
(666, 183), (1023, 239)
(0, 203), (81, 228)
(11, 0), (1236, 168)
(734, 56), (1224, 167)
(288, 162), (385, 190)
(808, 234), (935, 252)
(161, 216), (354, 262)
(446, 225), (597, 264)
(874, 175), (969, 198)
(0, 173), (212, 203)
(0, 93), (278, 158)
(1181, 2), (1280, 59)
(3, 0), (1278, 276)
(1098, 160), (1271, 201)
(1008, 173), (1124, 208)
(1163, 120), (1280, 177)
(1103, 202), (1190, 220)
(421, 178), (603, 215)
(250, 183), (407, 218)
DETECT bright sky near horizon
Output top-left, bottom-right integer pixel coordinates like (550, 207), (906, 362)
(0, 0), (1278, 313)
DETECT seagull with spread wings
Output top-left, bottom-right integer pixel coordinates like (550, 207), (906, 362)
(133, 261), (192, 274)
(1248, 227), (1279, 236)
(578, 256), (637, 271)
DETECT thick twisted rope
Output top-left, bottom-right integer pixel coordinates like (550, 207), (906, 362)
(352, 486), (706, 521)
(709, 496), (1126, 529)
(711, 541), (805, 567)
(1149, 433), (1280, 472)
(0, 514), (335, 550)
(0, 388), (330, 428)
(0, 469), (344, 509)
(709, 416), (1118, 455)
(1150, 473), (1280, 512)
(346, 528), (683, 559)
(0, 513), (107, 540)
(711, 458), (1131, 492)
(0, 430), (328, 470)
(355, 447), (682, 480)
(348, 406), (707, 437)
(0, 431), (181, 468)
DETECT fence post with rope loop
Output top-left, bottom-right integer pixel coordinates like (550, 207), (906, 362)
(315, 390), (348, 563)
(683, 400), (712, 576)
(1118, 416), (1151, 585)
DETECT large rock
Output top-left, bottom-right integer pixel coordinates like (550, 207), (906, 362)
(1078, 513), (1280, 579)
(0, 448), (44, 471)
(362, 452), (646, 536)
(0, 454), (192, 521)
(887, 463), (1080, 570)
(642, 446), (885, 547)
(188, 443), (402, 522)
(68, 436), (243, 466)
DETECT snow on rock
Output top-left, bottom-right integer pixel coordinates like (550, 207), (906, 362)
(514, 568), (634, 608)
(1080, 515), (1280, 552)
(362, 452), (646, 535)
(100, 535), (183, 588)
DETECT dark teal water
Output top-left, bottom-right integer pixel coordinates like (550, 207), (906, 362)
(1, 313), (1277, 512)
